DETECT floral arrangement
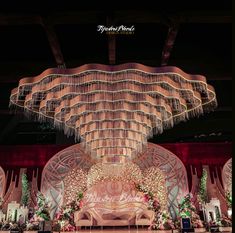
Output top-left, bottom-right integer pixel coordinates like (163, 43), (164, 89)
(0, 220), (27, 233)
(55, 191), (83, 231)
(135, 183), (175, 230)
(225, 191), (232, 209)
(34, 191), (51, 221)
(218, 214), (232, 227)
(26, 218), (40, 231)
(135, 184), (160, 211)
(152, 210), (176, 230)
(178, 193), (204, 228)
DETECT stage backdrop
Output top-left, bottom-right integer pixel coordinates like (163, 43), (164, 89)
(0, 142), (231, 189)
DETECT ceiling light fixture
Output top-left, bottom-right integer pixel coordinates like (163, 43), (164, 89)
(9, 63), (217, 162)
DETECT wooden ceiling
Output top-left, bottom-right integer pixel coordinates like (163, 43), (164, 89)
(0, 1), (232, 145)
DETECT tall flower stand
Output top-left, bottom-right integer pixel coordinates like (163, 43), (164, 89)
(39, 220), (52, 231)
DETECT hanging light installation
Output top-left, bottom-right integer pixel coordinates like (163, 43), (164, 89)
(9, 63), (217, 162)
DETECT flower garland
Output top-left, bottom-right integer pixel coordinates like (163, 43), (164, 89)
(55, 192), (83, 231)
(26, 192), (51, 231)
(218, 214), (232, 227)
(135, 183), (175, 230)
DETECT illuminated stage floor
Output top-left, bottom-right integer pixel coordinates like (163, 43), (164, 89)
(61, 230), (216, 233)
(67, 228), (231, 233)
(62, 230), (166, 233)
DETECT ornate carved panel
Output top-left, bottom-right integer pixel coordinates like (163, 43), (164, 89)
(222, 158), (232, 193)
(134, 142), (189, 219)
(0, 166), (5, 198)
(41, 142), (188, 219)
(41, 144), (94, 217)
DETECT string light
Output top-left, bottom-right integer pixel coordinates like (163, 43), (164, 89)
(87, 162), (142, 188)
(9, 63), (217, 161)
(63, 168), (87, 204)
(142, 167), (168, 210)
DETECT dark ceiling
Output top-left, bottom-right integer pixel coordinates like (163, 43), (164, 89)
(0, 1), (232, 145)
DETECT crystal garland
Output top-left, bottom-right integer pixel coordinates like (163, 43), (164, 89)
(142, 167), (168, 210)
(63, 168), (87, 205)
(87, 162), (142, 188)
(62, 162), (168, 213)
(9, 64), (217, 160)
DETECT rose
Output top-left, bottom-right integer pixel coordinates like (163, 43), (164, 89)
(144, 194), (149, 202)
(79, 200), (83, 208)
(56, 212), (63, 220)
(159, 223), (164, 230)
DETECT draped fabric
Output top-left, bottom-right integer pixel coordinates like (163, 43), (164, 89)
(0, 143), (231, 169)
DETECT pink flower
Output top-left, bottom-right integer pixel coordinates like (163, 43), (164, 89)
(159, 224), (164, 230)
(64, 223), (75, 232)
(55, 212), (62, 220)
(144, 194), (149, 202)
(153, 200), (160, 208)
(79, 200), (83, 208)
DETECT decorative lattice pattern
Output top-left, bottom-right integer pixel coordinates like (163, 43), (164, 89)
(0, 166), (5, 198)
(222, 158), (232, 193)
(41, 143), (188, 219)
(41, 144), (94, 217)
(134, 143), (189, 219)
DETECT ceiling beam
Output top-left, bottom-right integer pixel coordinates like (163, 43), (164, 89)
(41, 17), (65, 67)
(161, 25), (179, 66)
(0, 14), (42, 25)
(113, 10), (231, 24)
(0, 11), (231, 26)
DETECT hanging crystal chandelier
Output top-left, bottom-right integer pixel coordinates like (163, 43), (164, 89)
(9, 63), (217, 162)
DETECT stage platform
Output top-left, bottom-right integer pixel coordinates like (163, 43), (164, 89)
(59, 231), (231, 233)
(58, 229), (232, 233)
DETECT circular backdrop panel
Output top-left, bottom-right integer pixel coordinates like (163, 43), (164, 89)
(133, 143), (189, 219)
(41, 142), (188, 219)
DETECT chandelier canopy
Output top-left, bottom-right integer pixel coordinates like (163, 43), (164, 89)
(9, 63), (217, 162)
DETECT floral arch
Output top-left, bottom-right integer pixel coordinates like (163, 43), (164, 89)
(133, 143), (189, 219)
(41, 142), (188, 219)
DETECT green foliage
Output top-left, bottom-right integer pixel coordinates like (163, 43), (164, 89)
(21, 173), (30, 206)
(226, 191), (232, 208)
(35, 192), (51, 221)
(178, 194), (204, 228)
(198, 168), (208, 203)
(77, 192), (83, 201)
(178, 194), (196, 218)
